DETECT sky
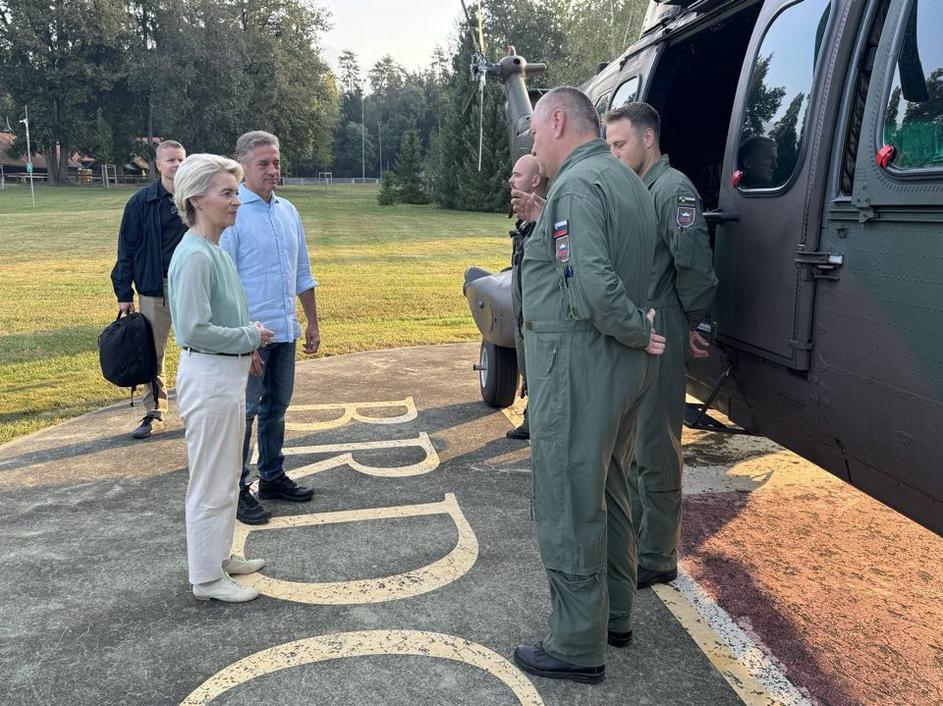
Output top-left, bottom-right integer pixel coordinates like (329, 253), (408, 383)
(319, 0), (464, 81)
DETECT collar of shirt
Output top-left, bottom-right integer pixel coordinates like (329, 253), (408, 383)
(643, 154), (672, 189)
(238, 183), (280, 207)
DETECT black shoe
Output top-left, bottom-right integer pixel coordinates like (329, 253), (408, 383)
(512, 642), (605, 684)
(607, 630), (633, 648)
(505, 424), (530, 440)
(237, 488), (271, 525)
(259, 474), (314, 502)
(131, 415), (164, 439)
(637, 566), (677, 589)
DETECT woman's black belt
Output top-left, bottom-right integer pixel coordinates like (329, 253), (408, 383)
(181, 346), (250, 357)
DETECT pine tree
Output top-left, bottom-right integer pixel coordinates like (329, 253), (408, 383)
(395, 129), (428, 204)
(377, 169), (396, 206)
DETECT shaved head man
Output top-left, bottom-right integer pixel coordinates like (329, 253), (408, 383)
(505, 153), (548, 441)
(509, 153), (543, 198)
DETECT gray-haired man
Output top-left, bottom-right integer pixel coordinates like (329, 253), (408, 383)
(220, 131), (321, 524)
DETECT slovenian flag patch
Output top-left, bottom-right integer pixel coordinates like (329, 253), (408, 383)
(553, 220), (569, 238)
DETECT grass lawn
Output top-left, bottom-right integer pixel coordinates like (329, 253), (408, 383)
(0, 183), (510, 444)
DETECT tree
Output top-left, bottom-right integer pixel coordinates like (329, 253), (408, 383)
(432, 26), (510, 212)
(87, 108), (115, 163)
(769, 92), (804, 184)
(742, 53), (787, 137)
(337, 49), (362, 93)
(377, 169), (396, 205)
(0, 0), (134, 183)
(148, 0), (338, 166)
(395, 129), (428, 204)
(332, 120), (375, 178)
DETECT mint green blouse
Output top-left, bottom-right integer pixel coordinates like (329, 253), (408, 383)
(168, 232), (261, 354)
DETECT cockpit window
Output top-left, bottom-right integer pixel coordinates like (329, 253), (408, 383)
(611, 77), (640, 109)
(882, 0), (943, 171)
(736, 0), (832, 190)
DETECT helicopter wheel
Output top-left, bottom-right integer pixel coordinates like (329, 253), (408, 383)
(476, 340), (518, 409)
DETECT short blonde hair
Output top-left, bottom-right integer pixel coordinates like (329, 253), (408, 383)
(156, 139), (185, 157)
(173, 154), (243, 227)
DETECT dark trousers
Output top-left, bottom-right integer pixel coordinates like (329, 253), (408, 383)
(240, 341), (296, 488)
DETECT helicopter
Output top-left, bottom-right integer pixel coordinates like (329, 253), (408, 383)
(461, 0), (943, 537)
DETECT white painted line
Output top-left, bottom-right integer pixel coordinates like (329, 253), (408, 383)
(653, 569), (814, 706)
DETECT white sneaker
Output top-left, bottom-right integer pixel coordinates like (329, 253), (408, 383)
(192, 574), (259, 603)
(222, 555), (265, 575)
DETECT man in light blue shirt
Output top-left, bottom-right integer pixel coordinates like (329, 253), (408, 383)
(221, 130), (321, 524)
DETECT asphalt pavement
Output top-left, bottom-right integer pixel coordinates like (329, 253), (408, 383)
(2, 342), (939, 705)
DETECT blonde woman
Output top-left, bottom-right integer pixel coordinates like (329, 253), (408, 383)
(168, 154), (273, 602)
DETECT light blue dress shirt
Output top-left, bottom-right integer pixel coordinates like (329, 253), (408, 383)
(220, 184), (317, 343)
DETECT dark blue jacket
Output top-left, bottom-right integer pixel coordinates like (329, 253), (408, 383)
(111, 181), (167, 300)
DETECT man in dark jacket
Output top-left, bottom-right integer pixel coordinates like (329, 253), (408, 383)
(110, 140), (187, 438)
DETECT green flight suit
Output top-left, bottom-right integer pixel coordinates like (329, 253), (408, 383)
(521, 139), (658, 667)
(630, 155), (718, 574)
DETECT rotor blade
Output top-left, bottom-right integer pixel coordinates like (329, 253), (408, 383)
(459, 0), (483, 54)
(476, 0), (486, 57)
(461, 82), (478, 114)
(477, 82), (484, 172)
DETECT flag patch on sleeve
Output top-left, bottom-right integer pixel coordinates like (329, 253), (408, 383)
(553, 220), (569, 238)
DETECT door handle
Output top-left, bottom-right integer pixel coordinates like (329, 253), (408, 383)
(704, 210), (740, 225)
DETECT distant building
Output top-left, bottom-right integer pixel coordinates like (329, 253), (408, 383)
(0, 126), (87, 181)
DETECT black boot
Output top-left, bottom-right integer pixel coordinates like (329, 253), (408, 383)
(237, 487), (271, 525)
(259, 474), (315, 502)
(637, 566), (677, 589)
(512, 642), (605, 684)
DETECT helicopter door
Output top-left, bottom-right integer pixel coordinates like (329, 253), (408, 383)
(712, 0), (834, 370)
(813, 0), (943, 522)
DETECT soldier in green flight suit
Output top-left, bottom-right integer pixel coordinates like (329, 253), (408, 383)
(509, 87), (666, 684)
(604, 102), (718, 588)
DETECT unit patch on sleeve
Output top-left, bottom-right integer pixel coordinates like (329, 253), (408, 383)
(552, 220), (570, 262)
(676, 195), (697, 229)
(555, 235), (570, 263)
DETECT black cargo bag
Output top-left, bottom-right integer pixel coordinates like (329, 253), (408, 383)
(98, 311), (158, 403)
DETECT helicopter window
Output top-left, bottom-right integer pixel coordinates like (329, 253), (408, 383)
(881, 0), (943, 171)
(611, 77), (640, 109)
(736, 0), (832, 190)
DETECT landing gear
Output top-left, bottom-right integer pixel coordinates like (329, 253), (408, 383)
(474, 341), (518, 408)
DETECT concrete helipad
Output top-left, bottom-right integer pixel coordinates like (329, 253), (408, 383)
(2, 343), (940, 705)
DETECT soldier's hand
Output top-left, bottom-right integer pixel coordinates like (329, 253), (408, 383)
(510, 189), (545, 222)
(118, 301), (135, 314)
(688, 330), (710, 359)
(645, 308), (666, 356)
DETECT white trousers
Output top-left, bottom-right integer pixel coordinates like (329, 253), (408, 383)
(176, 350), (251, 584)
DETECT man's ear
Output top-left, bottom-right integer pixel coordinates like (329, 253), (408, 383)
(552, 109), (566, 137)
(644, 127), (656, 150)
